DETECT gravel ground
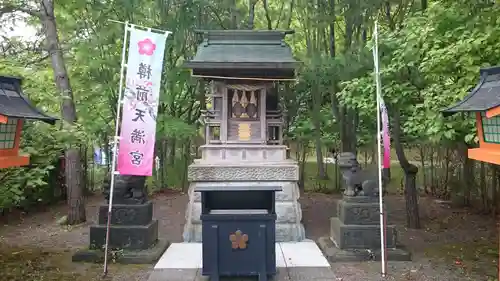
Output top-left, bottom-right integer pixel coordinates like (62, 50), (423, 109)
(0, 191), (497, 281)
(301, 193), (498, 281)
(0, 190), (188, 281)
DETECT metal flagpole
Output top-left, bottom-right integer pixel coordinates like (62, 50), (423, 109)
(373, 21), (388, 278)
(103, 20), (129, 276)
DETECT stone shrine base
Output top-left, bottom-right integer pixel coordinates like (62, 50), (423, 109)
(148, 240), (336, 281)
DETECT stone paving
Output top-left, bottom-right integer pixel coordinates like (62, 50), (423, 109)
(148, 267), (336, 281)
(148, 241), (336, 281)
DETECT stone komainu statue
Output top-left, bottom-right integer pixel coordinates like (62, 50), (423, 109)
(337, 152), (380, 197)
(102, 173), (148, 204)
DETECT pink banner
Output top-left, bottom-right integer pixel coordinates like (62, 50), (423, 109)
(117, 28), (168, 176)
(380, 101), (391, 169)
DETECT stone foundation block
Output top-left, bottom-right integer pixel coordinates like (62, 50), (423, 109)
(72, 239), (170, 264)
(98, 201), (153, 226)
(337, 200), (380, 225)
(330, 217), (397, 249)
(90, 220), (158, 250)
(317, 236), (411, 262)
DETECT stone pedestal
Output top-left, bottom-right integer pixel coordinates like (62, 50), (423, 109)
(317, 152), (411, 262)
(72, 175), (169, 264)
(318, 195), (411, 262)
(89, 202), (159, 250)
(183, 159), (305, 242)
(331, 196), (397, 250)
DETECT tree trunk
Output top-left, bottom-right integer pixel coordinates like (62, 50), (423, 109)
(312, 79), (326, 179)
(248, 0), (257, 29)
(298, 142), (308, 191)
(230, 0), (238, 29)
(385, 2), (395, 31)
(328, 0), (335, 57)
(458, 142), (473, 206)
(479, 161), (487, 212)
(393, 108), (420, 229)
(262, 0), (273, 30)
(168, 138), (176, 165)
(40, 0), (85, 224)
(492, 164), (498, 215)
(421, 0), (428, 11)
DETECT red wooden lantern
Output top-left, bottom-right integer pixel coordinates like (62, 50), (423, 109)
(443, 66), (500, 164)
(0, 76), (57, 168)
(442, 66), (500, 278)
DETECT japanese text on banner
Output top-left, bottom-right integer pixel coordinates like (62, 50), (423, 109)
(117, 28), (168, 176)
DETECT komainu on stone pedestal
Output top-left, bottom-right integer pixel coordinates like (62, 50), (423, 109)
(102, 173), (148, 204)
(317, 152), (411, 262)
(72, 174), (169, 264)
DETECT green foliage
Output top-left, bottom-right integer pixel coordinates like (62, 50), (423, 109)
(0, 56), (90, 209)
(339, 0), (500, 146)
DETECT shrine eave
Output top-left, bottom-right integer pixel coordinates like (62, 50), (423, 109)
(183, 29), (300, 80)
(184, 61), (298, 70)
(0, 76), (58, 125)
(190, 67), (296, 81)
(442, 66), (500, 117)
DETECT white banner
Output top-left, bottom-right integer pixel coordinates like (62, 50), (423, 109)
(117, 27), (169, 176)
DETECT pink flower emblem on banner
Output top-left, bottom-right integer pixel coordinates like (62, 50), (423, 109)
(138, 38), (156, 56)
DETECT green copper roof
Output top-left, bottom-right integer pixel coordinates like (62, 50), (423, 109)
(184, 30), (299, 79)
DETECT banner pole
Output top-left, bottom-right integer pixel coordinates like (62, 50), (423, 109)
(373, 21), (388, 278)
(103, 20), (129, 276)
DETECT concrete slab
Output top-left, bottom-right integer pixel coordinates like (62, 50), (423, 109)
(154, 241), (329, 269)
(148, 267), (336, 281)
(148, 269), (199, 281)
(194, 268), (290, 280)
(287, 267), (337, 281)
(155, 243), (202, 269)
(149, 241), (336, 280)
(279, 241), (330, 267)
